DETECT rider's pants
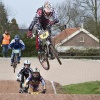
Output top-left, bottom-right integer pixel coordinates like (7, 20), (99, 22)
(20, 73), (29, 88)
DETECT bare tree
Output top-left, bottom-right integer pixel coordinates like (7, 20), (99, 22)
(55, 0), (71, 26)
(55, 0), (85, 28)
(74, 0), (100, 42)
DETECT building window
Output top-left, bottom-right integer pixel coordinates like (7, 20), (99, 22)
(80, 36), (84, 42)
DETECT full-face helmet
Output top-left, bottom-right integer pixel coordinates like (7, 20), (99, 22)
(24, 60), (31, 68)
(14, 34), (20, 42)
(43, 1), (53, 18)
(33, 67), (40, 78)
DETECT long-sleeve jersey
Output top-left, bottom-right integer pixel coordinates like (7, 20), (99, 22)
(8, 39), (25, 50)
(18, 66), (33, 75)
(28, 7), (59, 32)
(26, 74), (46, 86)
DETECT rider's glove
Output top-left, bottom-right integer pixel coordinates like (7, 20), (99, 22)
(49, 21), (54, 26)
(42, 89), (46, 94)
(27, 31), (33, 38)
(17, 73), (20, 77)
(16, 73), (21, 82)
(37, 30), (42, 35)
(38, 30), (41, 32)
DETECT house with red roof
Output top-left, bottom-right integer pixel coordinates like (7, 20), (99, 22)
(52, 27), (99, 52)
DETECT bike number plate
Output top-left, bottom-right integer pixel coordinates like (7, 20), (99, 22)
(13, 49), (20, 54)
(39, 31), (49, 39)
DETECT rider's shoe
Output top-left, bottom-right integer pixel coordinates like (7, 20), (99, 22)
(11, 62), (13, 66)
(38, 51), (40, 54)
(18, 61), (20, 64)
(49, 54), (55, 60)
(38, 49), (41, 54)
(38, 49), (44, 54)
(21, 87), (28, 93)
(50, 56), (55, 60)
(19, 88), (22, 93)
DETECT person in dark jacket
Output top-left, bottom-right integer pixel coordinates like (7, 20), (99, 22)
(16, 59), (33, 93)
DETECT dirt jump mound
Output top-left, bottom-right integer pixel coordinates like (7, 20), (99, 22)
(0, 80), (100, 100)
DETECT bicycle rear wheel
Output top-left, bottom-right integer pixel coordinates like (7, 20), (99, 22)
(50, 44), (62, 65)
(38, 51), (50, 70)
(13, 55), (17, 73)
(13, 64), (16, 73)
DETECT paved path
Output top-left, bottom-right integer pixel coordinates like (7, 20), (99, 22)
(0, 57), (100, 85)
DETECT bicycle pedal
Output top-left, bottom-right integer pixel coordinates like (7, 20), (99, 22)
(49, 56), (55, 60)
(10, 62), (13, 66)
(18, 62), (20, 64)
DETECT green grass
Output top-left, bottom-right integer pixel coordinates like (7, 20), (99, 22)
(61, 81), (100, 94)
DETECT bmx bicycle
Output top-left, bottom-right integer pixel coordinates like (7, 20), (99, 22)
(12, 49), (20, 73)
(38, 30), (62, 70)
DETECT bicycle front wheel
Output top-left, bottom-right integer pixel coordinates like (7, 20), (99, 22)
(13, 55), (17, 73)
(50, 44), (62, 65)
(38, 52), (50, 70)
(13, 65), (16, 73)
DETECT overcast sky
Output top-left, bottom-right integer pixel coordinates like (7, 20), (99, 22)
(1, 0), (65, 28)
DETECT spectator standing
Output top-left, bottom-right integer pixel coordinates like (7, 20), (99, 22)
(0, 30), (10, 57)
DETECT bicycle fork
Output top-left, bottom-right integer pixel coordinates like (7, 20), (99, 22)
(45, 40), (52, 57)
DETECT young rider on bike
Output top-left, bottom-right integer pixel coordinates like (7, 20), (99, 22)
(23, 67), (46, 94)
(17, 59), (33, 93)
(27, 1), (59, 59)
(8, 34), (25, 66)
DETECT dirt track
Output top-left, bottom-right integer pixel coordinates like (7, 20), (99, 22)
(0, 57), (100, 100)
(0, 94), (100, 100)
(0, 80), (100, 100)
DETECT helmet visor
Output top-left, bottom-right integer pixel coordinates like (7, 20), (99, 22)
(44, 2), (53, 13)
(15, 38), (19, 42)
(44, 10), (51, 16)
(24, 64), (30, 68)
(33, 72), (39, 78)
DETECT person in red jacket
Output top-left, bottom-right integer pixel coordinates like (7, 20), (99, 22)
(27, 1), (59, 59)
(0, 30), (10, 57)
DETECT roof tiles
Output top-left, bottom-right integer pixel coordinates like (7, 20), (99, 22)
(52, 28), (80, 45)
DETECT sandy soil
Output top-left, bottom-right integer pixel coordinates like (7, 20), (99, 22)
(0, 57), (100, 100)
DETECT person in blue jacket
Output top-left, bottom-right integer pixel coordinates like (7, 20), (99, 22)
(8, 34), (25, 66)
